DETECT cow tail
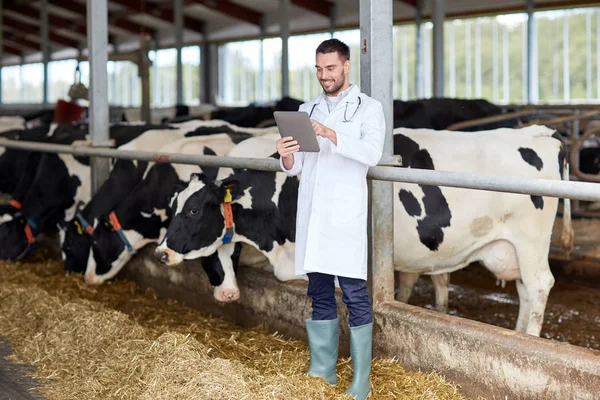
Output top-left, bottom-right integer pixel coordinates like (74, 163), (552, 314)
(560, 159), (574, 258)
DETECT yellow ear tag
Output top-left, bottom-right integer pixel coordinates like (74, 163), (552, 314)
(74, 220), (83, 235)
(224, 188), (232, 203)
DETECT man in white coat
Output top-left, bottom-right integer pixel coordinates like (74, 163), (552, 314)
(276, 39), (385, 400)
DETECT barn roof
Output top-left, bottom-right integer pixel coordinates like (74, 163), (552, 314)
(1, 0), (596, 64)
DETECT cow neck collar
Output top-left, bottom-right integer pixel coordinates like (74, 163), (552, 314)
(9, 199), (37, 258)
(74, 201), (94, 235)
(222, 187), (235, 244)
(108, 211), (137, 255)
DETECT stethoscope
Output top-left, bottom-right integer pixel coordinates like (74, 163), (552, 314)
(308, 96), (362, 123)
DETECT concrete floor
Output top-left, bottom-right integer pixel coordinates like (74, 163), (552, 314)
(0, 338), (44, 400)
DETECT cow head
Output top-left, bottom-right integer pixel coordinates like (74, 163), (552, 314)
(60, 210), (95, 274)
(154, 173), (237, 267)
(0, 203), (36, 260)
(83, 163), (180, 285)
(83, 208), (165, 285)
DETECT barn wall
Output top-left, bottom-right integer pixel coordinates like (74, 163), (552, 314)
(121, 244), (600, 400)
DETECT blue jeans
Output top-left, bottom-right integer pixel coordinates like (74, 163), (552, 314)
(307, 272), (372, 327)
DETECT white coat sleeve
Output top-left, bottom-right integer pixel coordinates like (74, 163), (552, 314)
(334, 101), (386, 167)
(280, 152), (304, 176)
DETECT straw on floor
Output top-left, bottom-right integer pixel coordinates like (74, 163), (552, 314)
(0, 256), (466, 400)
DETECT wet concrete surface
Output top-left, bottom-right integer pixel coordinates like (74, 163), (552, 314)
(406, 262), (600, 351)
(0, 338), (44, 400)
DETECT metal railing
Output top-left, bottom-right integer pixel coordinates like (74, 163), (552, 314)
(1, 137), (600, 202)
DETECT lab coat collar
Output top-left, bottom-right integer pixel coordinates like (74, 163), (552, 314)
(313, 85), (361, 116)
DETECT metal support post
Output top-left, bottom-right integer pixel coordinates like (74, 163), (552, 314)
(586, 11), (592, 100)
(175, 0), (184, 105)
(329, 3), (337, 38)
(466, 21), (472, 98)
(475, 20), (481, 98)
(360, 0), (395, 306)
(140, 39), (151, 122)
(208, 44), (219, 104)
(432, 0), (445, 98)
(492, 20), (499, 101)
(281, 0), (291, 98)
(502, 24), (509, 103)
(563, 11), (570, 102)
(449, 22), (456, 98)
(597, 11), (600, 100)
(415, 0), (424, 98)
(200, 27), (209, 104)
(401, 27), (408, 100)
(259, 19), (266, 102)
(86, 0), (110, 194)
(152, 33), (160, 108)
(526, 0), (537, 103)
(0, 0), (3, 104)
(41, 0), (50, 104)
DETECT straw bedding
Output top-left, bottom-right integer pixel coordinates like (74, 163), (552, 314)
(0, 254), (467, 400)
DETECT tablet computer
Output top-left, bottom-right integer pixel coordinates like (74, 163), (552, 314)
(274, 111), (320, 152)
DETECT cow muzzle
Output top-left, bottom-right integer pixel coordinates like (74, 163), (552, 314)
(154, 247), (183, 266)
(215, 287), (240, 303)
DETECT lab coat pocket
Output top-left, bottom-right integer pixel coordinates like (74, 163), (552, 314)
(337, 120), (361, 140)
(331, 184), (365, 227)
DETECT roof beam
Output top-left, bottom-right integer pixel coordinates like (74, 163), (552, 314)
(2, 15), (79, 48)
(4, 36), (41, 51)
(185, 0), (263, 26)
(4, 1), (88, 37)
(49, 0), (149, 35)
(3, 43), (22, 56)
(396, 0), (418, 7)
(291, 0), (334, 18)
(115, 0), (205, 33)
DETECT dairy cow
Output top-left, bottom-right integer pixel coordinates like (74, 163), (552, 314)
(62, 125), (256, 276)
(155, 126), (572, 337)
(155, 134), (299, 285)
(0, 123), (174, 260)
(82, 134), (247, 299)
(58, 118), (270, 273)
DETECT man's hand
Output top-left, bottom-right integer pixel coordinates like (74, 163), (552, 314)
(311, 120), (337, 145)
(276, 136), (299, 170)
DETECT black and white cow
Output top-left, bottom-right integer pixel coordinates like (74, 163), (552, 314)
(62, 124), (257, 276)
(82, 134), (247, 299)
(155, 125), (572, 337)
(0, 125), (55, 195)
(155, 133), (299, 288)
(0, 123), (175, 260)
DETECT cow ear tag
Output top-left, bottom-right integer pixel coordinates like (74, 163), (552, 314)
(224, 188), (233, 203)
(222, 188), (234, 244)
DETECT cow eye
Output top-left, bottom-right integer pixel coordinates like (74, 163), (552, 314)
(189, 208), (198, 216)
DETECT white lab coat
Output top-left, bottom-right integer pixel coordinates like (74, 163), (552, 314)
(280, 85), (385, 280)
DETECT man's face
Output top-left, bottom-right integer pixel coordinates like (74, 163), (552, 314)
(316, 51), (350, 96)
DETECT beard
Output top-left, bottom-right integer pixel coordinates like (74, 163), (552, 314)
(320, 76), (347, 95)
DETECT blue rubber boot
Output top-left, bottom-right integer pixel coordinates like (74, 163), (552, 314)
(344, 323), (373, 399)
(305, 318), (339, 384)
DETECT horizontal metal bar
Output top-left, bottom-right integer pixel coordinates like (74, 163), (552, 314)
(0, 138), (282, 172)
(1, 138), (600, 202)
(446, 109), (538, 131)
(368, 167), (600, 202)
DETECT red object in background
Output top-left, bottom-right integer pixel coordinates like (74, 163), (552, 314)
(53, 100), (86, 124)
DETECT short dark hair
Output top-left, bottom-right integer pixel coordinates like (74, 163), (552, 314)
(316, 39), (350, 62)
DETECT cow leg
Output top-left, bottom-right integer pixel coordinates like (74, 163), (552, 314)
(395, 271), (420, 303)
(515, 252), (555, 336)
(430, 273), (450, 313)
(272, 241), (297, 281)
(514, 279), (530, 333)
